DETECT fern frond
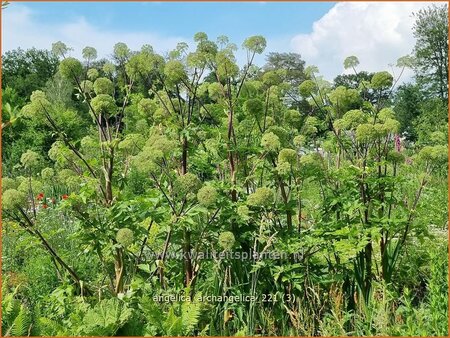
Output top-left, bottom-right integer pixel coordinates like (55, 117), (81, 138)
(163, 307), (183, 336)
(11, 304), (31, 336)
(2, 294), (19, 328)
(181, 299), (201, 335)
(139, 296), (164, 332)
(36, 317), (62, 336)
(79, 298), (131, 336)
(2, 284), (24, 336)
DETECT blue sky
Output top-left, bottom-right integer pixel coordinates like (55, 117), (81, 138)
(3, 1), (437, 80)
(20, 2), (335, 40)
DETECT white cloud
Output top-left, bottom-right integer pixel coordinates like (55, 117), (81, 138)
(2, 4), (190, 59)
(290, 2), (436, 81)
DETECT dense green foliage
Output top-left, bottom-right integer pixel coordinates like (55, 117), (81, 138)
(1, 5), (448, 336)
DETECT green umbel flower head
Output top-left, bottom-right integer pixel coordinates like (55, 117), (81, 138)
(18, 178), (43, 195)
(113, 42), (130, 60)
(300, 153), (324, 178)
(80, 80), (94, 93)
(52, 41), (70, 57)
(91, 94), (117, 114)
(343, 56), (359, 69)
(176, 173), (201, 196)
(197, 185), (218, 207)
(261, 132), (280, 152)
(164, 60), (187, 86)
(294, 135), (306, 147)
(20, 150), (40, 169)
(267, 126), (289, 145)
(2, 189), (27, 211)
(59, 57), (83, 79)
(277, 161), (292, 176)
(93, 77), (114, 95)
(299, 80), (316, 97)
(247, 187), (274, 207)
(381, 119), (400, 135)
(334, 109), (367, 130)
(284, 109), (301, 125)
(262, 70), (283, 87)
(371, 71), (393, 89)
(2, 178), (18, 192)
(328, 87), (361, 112)
(243, 35), (267, 54)
(218, 231), (235, 251)
(378, 108), (395, 122)
(278, 148), (297, 165)
(21, 91), (51, 118)
(82, 46), (97, 61)
(237, 205), (250, 220)
(387, 151), (405, 164)
(103, 62), (116, 75)
(418, 145), (448, 164)
(30, 90), (49, 105)
(118, 134), (145, 154)
(116, 228), (134, 248)
(87, 68), (99, 81)
(41, 168), (55, 181)
(265, 116), (275, 127)
(356, 123), (379, 143)
(244, 98), (264, 118)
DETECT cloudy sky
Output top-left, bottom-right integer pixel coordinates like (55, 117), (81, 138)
(2, 1), (441, 81)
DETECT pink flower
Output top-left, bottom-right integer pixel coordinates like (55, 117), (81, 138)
(394, 134), (401, 152)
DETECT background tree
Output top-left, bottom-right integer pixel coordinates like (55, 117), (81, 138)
(393, 83), (423, 140)
(263, 52), (309, 109)
(2, 48), (59, 106)
(412, 3), (448, 101)
(263, 52), (307, 88)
